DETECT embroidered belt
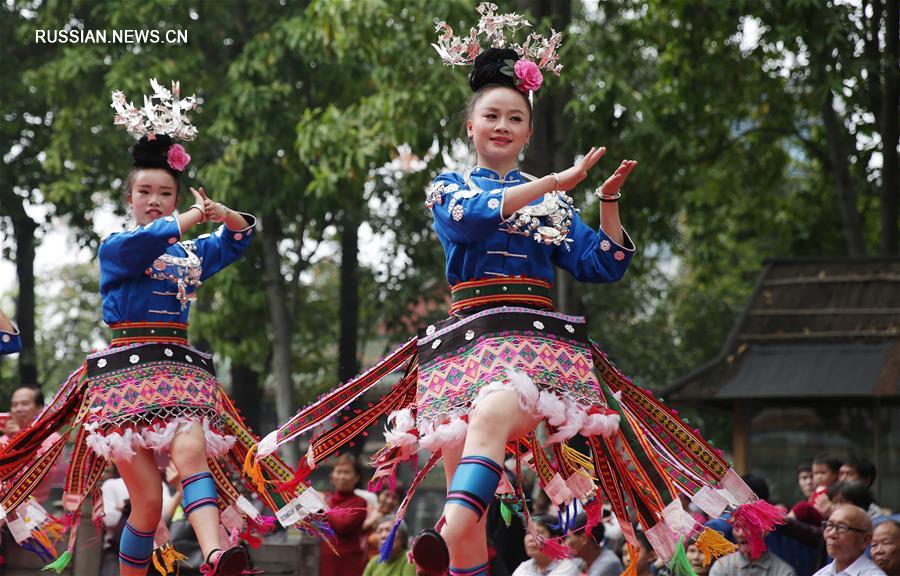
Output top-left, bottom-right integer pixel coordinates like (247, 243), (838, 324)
(110, 322), (189, 347)
(449, 277), (554, 315)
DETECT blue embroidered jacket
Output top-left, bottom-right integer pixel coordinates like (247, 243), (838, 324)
(428, 167), (635, 285)
(0, 328), (20, 355)
(98, 214), (256, 325)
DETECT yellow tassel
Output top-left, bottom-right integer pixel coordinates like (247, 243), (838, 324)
(45, 520), (65, 542)
(243, 444), (267, 493)
(695, 527), (738, 566)
(152, 543), (188, 575)
(562, 444), (597, 478)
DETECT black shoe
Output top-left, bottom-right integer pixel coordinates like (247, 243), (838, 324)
(200, 545), (248, 576)
(411, 528), (449, 576)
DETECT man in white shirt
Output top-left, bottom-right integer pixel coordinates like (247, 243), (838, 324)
(812, 505), (886, 576)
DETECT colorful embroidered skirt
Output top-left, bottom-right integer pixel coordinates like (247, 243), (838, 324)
(415, 307), (617, 450)
(80, 342), (234, 459)
(0, 324), (330, 568)
(257, 290), (779, 566)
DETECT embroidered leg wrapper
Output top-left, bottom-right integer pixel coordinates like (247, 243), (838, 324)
(449, 562), (490, 576)
(119, 522), (155, 568)
(182, 471), (218, 515)
(446, 455), (503, 521)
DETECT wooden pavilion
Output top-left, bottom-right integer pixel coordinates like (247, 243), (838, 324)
(664, 257), (900, 507)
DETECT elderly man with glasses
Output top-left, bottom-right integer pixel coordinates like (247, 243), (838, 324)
(813, 505), (886, 575)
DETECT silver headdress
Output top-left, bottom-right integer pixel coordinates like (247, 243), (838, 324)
(111, 79), (198, 141)
(432, 2), (563, 76)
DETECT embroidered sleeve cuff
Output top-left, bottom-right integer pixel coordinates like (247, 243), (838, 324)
(223, 212), (257, 238)
(498, 188), (516, 224)
(0, 324), (20, 337)
(598, 226), (636, 253)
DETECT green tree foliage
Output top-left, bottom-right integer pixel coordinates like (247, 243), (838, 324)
(1, 0), (895, 458)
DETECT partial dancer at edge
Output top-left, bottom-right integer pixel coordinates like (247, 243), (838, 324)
(254, 5), (783, 576)
(0, 80), (327, 576)
(0, 309), (21, 356)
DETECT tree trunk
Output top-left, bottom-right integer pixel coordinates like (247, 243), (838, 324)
(521, 0), (580, 314)
(12, 211), (37, 387)
(338, 206), (360, 384)
(260, 213), (297, 464)
(879, 0), (899, 255)
(231, 362), (262, 434)
(821, 90), (868, 257)
(337, 200), (363, 457)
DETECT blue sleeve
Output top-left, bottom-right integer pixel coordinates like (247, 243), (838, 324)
(189, 213), (256, 281)
(428, 172), (506, 244)
(551, 211), (636, 283)
(99, 216), (182, 281)
(0, 329), (20, 355)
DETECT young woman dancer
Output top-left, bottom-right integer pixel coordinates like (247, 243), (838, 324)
(256, 6), (780, 576)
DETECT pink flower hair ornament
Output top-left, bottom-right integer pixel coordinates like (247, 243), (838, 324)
(512, 59), (543, 93)
(166, 144), (191, 172)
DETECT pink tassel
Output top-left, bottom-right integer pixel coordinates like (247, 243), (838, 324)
(584, 492), (604, 541)
(538, 534), (575, 560)
(60, 512), (78, 531)
(731, 500), (785, 558)
(250, 515), (277, 535)
(230, 527), (241, 547)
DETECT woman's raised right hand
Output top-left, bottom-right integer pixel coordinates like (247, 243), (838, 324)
(555, 147), (606, 191)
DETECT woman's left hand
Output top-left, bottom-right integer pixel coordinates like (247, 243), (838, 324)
(598, 160), (638, 197)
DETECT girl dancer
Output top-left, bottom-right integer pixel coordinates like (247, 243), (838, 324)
(0, 80), (325, 576)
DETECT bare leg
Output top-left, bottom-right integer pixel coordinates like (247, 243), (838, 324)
(169, 422), (221, 560)
(115, 448), (163, 576)
(442, 440), (464, 490)
(440, 390), (540, 570)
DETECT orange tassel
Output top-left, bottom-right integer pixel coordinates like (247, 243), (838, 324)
(242, 444), (267, 493)
(695, 527), (738, 565)
(151, 543), (188, 575)
(620, 545), (640, 576)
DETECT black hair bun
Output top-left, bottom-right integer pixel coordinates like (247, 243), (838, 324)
(468, 47), (519, 92)
(130, 134), (180, 175)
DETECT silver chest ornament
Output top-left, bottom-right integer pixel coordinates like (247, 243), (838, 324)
(147, 242), (203, 309)
(464, 169), (577, 250)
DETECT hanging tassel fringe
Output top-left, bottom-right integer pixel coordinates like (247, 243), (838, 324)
(668, 537), (699, 576)
(537, 534), (574, 561)
(250, 514), (277, 535)
(561, 444), (596, 477)
(275, 458), (312, 494)
(242, 445), (267, 493)
(238, 525), (264, 549)
(41, 550), (71, 573)
(151, 543), (188, 575)
(731, 499), (785, 559)
(621, 545), (640, 576)
(378, 519), (402, 563)
(500, 502), (513, 527)
(584, 492), (605, 541)
(695, 527), (737, 565)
